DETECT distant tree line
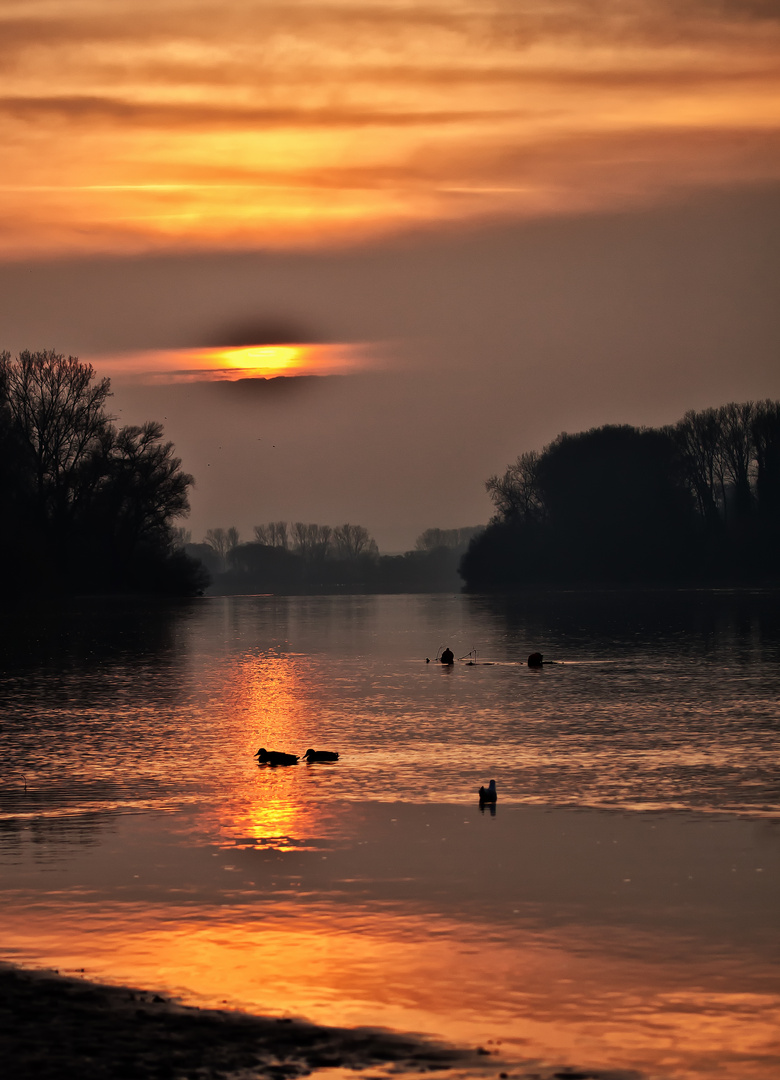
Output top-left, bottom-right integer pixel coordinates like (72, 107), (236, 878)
(0, 350), (206, 596)
(461, 400), (780, 589)
(187, 522), (483, 594)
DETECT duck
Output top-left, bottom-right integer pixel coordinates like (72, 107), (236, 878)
(254, 748), (299, 766)
(302, 748), (339, 762)
(479, 779), (497, 803)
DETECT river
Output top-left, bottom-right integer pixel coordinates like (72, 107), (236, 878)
(1, 590), (778, 1079)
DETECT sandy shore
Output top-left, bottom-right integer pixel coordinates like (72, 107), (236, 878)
(0, 962), (640, 1080)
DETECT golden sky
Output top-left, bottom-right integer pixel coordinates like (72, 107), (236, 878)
(3, 0), (780, 257)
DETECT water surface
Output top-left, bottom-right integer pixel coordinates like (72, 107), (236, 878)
(1, 591), (778, 1079)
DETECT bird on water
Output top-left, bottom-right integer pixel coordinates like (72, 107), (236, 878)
(479, 779), (497, 804)
(302, 748), (339, 762)
(254, 748), (299, 766)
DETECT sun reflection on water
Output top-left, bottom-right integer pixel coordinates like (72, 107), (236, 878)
(216, 652), (327, 849)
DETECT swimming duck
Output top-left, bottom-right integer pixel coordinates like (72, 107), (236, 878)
(479, 779), (497, 803)
(303, 748), (339, 762)
(254, 748), (299, 766)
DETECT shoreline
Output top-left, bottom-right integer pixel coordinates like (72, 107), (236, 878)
(0, 961), (645, 1080)
(0, 962), (492, 1080)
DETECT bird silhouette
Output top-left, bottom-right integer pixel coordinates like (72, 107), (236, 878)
(479, 779), (497, 804)
(302, 748), (339, 762)
(254, 748), (299, 766)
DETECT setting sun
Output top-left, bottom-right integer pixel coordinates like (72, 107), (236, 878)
(215, 346), (303, 377)
(91, 342), (373, 384)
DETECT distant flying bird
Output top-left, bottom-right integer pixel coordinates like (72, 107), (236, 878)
(302, 748), (339, 762)
(254, 748), (299, 766)
(479, 779), (497, 804)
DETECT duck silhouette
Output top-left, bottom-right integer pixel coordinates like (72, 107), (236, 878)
(302, 748), (339, 762)
(479, 779), (497, 804)
(254, 748), (299, 766)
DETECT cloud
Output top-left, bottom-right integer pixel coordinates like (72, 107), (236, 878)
(2, 0), (780, 257)
(0, 95), (508, 130)
(203, 319), (322, 348)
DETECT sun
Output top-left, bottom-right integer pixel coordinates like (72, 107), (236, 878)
(90, 342), (376, 384)
(208, 345), (307, 378)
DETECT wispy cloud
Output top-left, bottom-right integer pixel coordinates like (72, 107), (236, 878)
(2, 0), (779, 256)
(0, 95), (511, 129)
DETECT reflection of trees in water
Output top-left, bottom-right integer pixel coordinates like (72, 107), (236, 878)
(471, 588), (780, 659)
(0, 596), (193, 673)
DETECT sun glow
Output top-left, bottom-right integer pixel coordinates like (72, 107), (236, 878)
(214, 345), (301, 375)
(92, 342), (373, 384)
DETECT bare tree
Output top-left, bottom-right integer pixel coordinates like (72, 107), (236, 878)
(0, 349), (112, 525)
(752, 399), (780, 526)
(333, 523), (379, 560)
(674, 408), (725, 526)
(0, 350), (199, 591)
(254, 521), (288, 548)
(676, 403), (759, 527)
(204, 528), (228, 558)
(718, 401), (756, 523)
(485, 450), (543, 522)
(291, 522), (331, 559)
(415, 528), (447, 551)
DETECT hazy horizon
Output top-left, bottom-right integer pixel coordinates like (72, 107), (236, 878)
(3, 186), (779, 552)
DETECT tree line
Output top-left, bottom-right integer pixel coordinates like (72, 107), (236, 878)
(0, 351), (206, 596)
(8, 351), (773, 597)
(461, 400), (780, 589)
(187, 522), (483, 594)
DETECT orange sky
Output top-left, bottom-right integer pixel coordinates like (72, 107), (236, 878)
(2, 3), (780, 548)
(3, 0), (780, 258)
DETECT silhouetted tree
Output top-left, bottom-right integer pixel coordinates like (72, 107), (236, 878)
(1, 350), (111, 548)
(204, 526), (240, 569)
(221, 541), (304, 592)
(291, 522), (332, 559)
(417, 526), (484, 551)
(465, 423), (696, 587)
(718, 402), (756, 525)
(673, 408), (725, 528)
(0, 350), (200, 594)
(484, 451), (543, 523)
(333, 523), (379, 560)
(254, 521), (289, 548)
(85, 422), (194, 583)
(752, 399), (780, 548)
(464, 402), (780, 590)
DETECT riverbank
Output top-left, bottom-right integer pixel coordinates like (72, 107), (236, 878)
(0, 962), (511, 1080)
(2, 805), (778, 1079)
